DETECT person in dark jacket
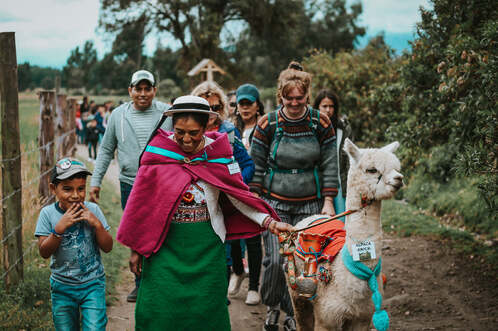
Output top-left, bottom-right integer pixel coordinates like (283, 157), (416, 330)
(191, 81), (263, 306)
(86, 116), (104, 160)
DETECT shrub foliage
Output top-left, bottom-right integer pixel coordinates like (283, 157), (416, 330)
(304, 0), (497, 232)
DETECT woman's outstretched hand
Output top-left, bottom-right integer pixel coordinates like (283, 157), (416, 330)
(268, 219), (294, 235)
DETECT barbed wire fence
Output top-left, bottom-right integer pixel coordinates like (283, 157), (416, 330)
(1, 32), (79, 288)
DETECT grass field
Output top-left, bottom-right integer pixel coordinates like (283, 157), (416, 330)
(0, 92), (127, 329)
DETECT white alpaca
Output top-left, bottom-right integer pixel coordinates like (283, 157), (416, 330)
(286, 138), (404, 331)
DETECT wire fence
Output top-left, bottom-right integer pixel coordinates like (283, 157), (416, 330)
(1, 127), (77, 283)
(0, 128), (76, 165)
(0, 240), (38, 280)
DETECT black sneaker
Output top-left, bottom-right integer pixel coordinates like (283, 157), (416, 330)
(263, 309), (280, 331)
(283, 316), (297, 331)
(127, 286), (139, 302)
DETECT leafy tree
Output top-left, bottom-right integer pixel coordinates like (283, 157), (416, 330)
(388, 0), (497, 212)
(62, 41), (98, 89)
(98, 0), (365, 86)
(18, 62), (32, 91)
(229, 0), (365, 87)
(110, 12), (149, 68)
(304, 36), (403, 145)
(150, 46), (185, 90)
(302, 0), (365, 53)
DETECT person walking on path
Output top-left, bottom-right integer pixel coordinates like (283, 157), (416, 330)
(191, 81), (255, 184)
(234, 83), (265, 151)
(89, 69), (172, 302)
(191, 82), (260, 305)
(313, 89), (353, 221)
(116, 96), (293, 330)
(35, 157), (113, 331)
(227, 83), (266, 305)
(249, 61), (339, 331)
(86, 115), (104, 161)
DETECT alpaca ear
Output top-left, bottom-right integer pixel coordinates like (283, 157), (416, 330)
(381, 141), (400, 153)
(343, 138), (361, 164)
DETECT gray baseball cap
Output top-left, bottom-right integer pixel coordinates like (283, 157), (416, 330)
(51, 158), (92, 183)
(130, 70), (155, 87)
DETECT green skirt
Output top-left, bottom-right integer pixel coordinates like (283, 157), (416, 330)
(135, 221), (230, 331)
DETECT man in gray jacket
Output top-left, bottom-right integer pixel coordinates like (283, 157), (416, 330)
(89, 69), (172, 301)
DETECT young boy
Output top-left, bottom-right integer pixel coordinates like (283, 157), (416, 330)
(35, 157), (113, 330)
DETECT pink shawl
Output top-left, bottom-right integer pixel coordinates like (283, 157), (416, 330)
(116, 130), (279, 257)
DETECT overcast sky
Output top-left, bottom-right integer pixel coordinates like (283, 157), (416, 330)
(1, 0), (431, 69)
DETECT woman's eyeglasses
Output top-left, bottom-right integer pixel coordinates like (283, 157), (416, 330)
(229, 102), (237, 108)
(210, 104), (223, 112)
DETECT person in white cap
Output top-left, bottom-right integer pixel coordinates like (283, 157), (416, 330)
(89, 69), (172, 302)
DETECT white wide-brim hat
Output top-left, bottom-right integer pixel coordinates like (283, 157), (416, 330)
(164, 95), (218, 117)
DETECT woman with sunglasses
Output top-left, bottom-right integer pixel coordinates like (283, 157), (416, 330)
(234, 84), (265, 150)
(191, 81), (254, 184)
(249, 61), (339, 331)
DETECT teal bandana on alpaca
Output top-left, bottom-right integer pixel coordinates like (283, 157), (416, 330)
(341, 247), (389, 331)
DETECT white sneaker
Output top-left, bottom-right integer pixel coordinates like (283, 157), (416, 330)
(228, 273), (247, 296)
(245, 290), (261, 305)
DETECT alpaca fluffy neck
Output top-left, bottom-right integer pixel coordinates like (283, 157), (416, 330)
(344, 200), (383, 269)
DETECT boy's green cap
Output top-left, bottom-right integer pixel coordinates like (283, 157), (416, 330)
(51, 158), (92, 182)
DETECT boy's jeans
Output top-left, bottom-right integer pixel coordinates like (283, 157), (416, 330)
(50, 276), (107, 331)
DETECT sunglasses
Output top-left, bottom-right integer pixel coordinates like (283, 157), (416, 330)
(229, 102), (237, 108)
(210, 104), (223, 112)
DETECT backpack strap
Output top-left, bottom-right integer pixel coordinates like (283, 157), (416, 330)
(266, 107), (323, 199)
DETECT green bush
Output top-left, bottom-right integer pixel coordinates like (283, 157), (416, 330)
(304, 38), (405, 146)
(303, 0), (497, 233)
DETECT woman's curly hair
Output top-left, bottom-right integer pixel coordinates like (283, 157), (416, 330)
(276, 61), (312, 105)
(191, 81), (228, 121)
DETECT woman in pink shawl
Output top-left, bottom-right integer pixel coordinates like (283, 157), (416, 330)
(117, 96), (292, 330)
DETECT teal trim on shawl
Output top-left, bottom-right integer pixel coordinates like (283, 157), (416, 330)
(341, 246), (389, 331)
(145, 145), (233, 164)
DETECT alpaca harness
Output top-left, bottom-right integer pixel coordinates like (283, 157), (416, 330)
(279, 197), (389, 331)
(266, 107), (322, 198)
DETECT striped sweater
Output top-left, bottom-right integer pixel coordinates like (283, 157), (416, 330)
(249, 106), (338, 202)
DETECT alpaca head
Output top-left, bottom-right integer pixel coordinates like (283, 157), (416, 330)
(343, 139), (403, 207)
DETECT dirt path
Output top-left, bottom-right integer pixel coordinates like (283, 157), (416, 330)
(76, 145), (498, 330)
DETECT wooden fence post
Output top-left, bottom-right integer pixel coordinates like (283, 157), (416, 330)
(55, 94), (67, 159)
(38, 91), (55, 204)
(0, 32), (23, 287)
(66, 98), (77, 157)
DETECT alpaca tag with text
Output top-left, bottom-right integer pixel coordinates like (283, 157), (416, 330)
(352, 240), (376, 261)
(227, 162), (241, 175)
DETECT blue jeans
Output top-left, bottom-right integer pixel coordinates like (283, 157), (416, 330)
(50, 276), (107, 331)
(120, 181), (140, 287)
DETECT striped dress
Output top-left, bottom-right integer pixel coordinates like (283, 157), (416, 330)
(249, 106), (338, 315)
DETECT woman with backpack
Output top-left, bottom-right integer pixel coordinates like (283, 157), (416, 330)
(249, 62), (339, 331)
